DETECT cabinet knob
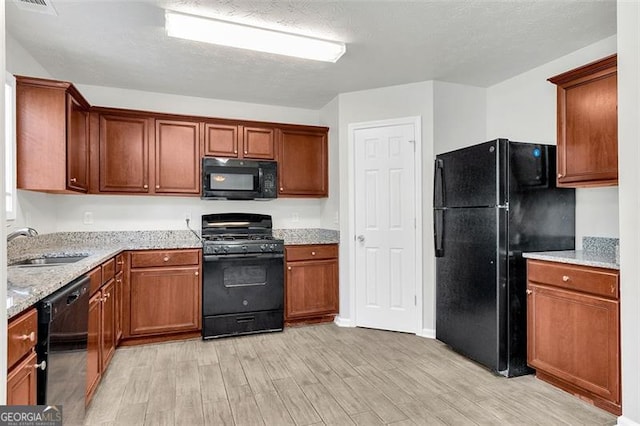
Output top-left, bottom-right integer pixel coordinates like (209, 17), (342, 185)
(33, 360), (46, 371)
(557, 173), (563, 179)
(311, 251), (316, 256)
(70, 177), (77, 183)
(18, 332), (35, 342)
(143, 184), (149, 189)
(244, 150), (248, 154)
(526, 289), (532, 295)
(280, 187), (284, 191)
(234, 149), (238, 154)
(117, 261), (124, 266)
(163, 256), (170, 262)
(195, 271), (199, 276)
(611, 284), (615, 294)
(287, 266), (292, 270)
(156, 185), (160, 189)
(116, 279), (122, 284)
(562, 275), (570, 282)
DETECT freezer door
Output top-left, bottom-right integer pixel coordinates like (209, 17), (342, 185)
(435, 207), (507, 372)
(435, 139), (507, 208)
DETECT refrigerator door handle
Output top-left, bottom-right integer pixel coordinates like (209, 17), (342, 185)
(434, 209), (444, 257)
(434, 158), (444, 208)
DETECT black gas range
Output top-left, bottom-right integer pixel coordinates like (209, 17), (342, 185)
(201, 213), (284, 339)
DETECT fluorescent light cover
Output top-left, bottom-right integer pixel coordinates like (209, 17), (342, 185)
(165, 11), (346, 63)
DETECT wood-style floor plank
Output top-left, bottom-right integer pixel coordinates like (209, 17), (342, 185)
(85, 324), (617, 426)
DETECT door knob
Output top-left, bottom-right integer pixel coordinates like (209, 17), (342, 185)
(357, 235), (365, 243)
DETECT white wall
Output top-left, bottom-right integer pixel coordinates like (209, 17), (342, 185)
(336, 81), (435, 333)
(433, 81), (487, 155)
(1, 0), (8, 405)
(617, 1), (640, 423)
(487, 35), (619, 249)
(319, 95), (340, 229)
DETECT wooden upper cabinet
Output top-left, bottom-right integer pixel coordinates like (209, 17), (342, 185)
(548, 54), (618, 187)
(241, 125), (275, 159)
(203, 121), (275, 159)
(98, 113), (150, 193)
(16, 76), (90, 193)
(277, 127), (329, 197)
(203, 122), (239, 157)
(155, 119), (200, 194)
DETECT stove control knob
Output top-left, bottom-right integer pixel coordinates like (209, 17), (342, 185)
(241, 245), (248, 252)
(223, 246), (230, 253)
(260, 244), (267, 252)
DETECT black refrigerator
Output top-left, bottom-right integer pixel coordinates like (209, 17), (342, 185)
(434, 139), (575, 377)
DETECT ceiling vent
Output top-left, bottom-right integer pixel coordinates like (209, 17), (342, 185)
(13, 0), (58, 16)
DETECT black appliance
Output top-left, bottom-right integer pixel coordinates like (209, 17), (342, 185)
(201, 213), (284, 338)
(201, 157), (278, 200)
(434, 139), (575, 377)
(37, 275), (90, 424)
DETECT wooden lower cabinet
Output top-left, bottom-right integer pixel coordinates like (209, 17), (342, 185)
(86, 261), (120, 403)
(285, 244), (339, 323)
(126, 249), (202, 338)
(527, 259), (620, 415)
(7, 351), (38, 405)
(7, 308), (38, 405)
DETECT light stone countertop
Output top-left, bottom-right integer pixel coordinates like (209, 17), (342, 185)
(7, 228), (339, 319)
(522, 250), (619, 270)
(523, 237), (619, 271)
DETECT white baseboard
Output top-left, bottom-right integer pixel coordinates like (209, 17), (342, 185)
(416, 328), (436, 339)
(618, 416), (640, 426)
(334, 316), (355, 327)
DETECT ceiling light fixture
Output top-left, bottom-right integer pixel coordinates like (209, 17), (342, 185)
(165, 11), (346, 63)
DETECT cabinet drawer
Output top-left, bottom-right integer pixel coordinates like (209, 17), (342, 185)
(88, 267), (102, 296)
(527, 260), (619, 299)
(130, 249), (200, 268)
(102, 258), (115, 283)
(7, 308), (37, 369)
(286, 244), (338, 261)
(115, 253), (125, 273)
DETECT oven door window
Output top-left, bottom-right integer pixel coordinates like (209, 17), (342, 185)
(224, 265), (267, 287)
(207, 167), (258, 191)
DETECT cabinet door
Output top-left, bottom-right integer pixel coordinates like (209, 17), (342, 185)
(550, 55), (618, 187)
(203, 122), (239, 157)
(99, 114), (149, 193)
(155, 119), (200, 194)
(86, 291), (101, 401)
(129, 266), (201, 336)
(527, 283), (619, 403)
(7, 351), (37, 405)
(241, 126), (275, 159)
(101, 279), (116, 371)
(286, 259), (338, 319)
(278, 128), (328, 197)
(66, 93), (89, 192)
(115, 271), (124, 344)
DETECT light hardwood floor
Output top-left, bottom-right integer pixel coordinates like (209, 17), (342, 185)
(83, 324), (616, 426)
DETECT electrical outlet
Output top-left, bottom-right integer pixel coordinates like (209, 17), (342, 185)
(83, 211), (94, 225)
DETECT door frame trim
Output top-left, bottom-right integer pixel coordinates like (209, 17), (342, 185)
(347, 116), (423, 334)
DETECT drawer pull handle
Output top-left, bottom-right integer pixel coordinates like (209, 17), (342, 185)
(18, 332), (35, 342)
(34, 360), (46, 371)
(562, 275), (570, 282)
(526, 289), (532, 295)
(164, 256), (170, 262)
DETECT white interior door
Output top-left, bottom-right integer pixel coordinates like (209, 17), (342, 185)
(354, 122), (417, 333)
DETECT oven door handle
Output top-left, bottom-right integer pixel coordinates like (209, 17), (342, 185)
(203, 253), (284, 262)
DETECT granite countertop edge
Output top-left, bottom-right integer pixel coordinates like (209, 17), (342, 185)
(523, 250), (619, 270)
(7, 228), (340, 319)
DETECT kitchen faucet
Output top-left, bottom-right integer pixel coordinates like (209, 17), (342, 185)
(7, 227), (38, 242)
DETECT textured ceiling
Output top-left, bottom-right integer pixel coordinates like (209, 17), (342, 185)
(6, 0), (616, 109)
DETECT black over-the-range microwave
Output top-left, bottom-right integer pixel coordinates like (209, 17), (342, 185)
(201, 157), (278, 200)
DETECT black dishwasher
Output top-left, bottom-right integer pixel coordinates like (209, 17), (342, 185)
(37, 275), (90, 424)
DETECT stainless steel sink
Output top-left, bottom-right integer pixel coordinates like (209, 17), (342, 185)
(11, 255), (88, 267)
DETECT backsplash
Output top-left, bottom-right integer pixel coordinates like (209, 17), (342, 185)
(582, 236), (619, 256)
